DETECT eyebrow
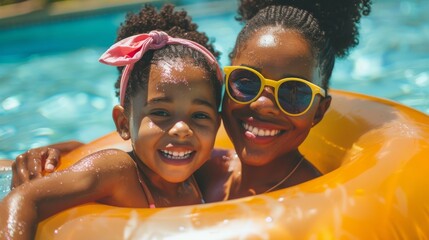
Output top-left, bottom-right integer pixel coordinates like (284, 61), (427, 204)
(193, 98), (217, 110)
(241, 64), (262, 72)
(240, 64), (309, 80)
(146, 97), (172, 106)
(146, 96), (216, 110)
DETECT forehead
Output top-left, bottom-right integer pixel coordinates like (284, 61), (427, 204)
(151, 57), (208, 82)
(147, 58), (213, 94)
(233, 26), (318, 81)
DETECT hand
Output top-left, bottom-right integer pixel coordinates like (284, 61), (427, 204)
(11, 147), (60, 189)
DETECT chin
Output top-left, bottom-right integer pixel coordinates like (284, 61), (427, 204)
(162, 171), (192, 183)
(238, 150), (272, 166)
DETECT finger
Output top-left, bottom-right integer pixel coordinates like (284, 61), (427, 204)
(44, 148), (61, 173)
(10, 161), (21, 189)
(13, 154), (30, 187)
(26, 149), (45, 179)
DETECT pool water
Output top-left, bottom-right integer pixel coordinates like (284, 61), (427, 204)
(0, 0), (428, 198)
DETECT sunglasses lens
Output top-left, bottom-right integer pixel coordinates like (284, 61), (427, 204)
(228, 69), (261, 102)
(278, 81), (313, 114)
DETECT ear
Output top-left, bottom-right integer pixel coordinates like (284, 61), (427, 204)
(112, 105), (131, 140)
(312, 95), (331, 127)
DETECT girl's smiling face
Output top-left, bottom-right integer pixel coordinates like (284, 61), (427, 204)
(222, 26), (330, 166)
(124, 57), (220, 183)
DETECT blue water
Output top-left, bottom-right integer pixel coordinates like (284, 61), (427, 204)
(0, 0), (428, 198)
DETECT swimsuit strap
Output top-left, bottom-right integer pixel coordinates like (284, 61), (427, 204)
(138, 174), (204, 207)
(131, 152), (204, 207)
(137, 174), (156, 209)
(130, 152), (156, 208)
(190, 174), (205, 204)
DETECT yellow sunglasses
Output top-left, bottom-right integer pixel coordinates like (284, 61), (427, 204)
(224, 66), (326, 116)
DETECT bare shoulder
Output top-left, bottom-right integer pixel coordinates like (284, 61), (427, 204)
(69, 149), (135, 173)
(65, 149), (147, 206)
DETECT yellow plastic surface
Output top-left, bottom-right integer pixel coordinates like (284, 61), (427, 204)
(36, 90), (429, 239)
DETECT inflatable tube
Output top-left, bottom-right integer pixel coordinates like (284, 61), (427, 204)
(36, 90), (429, 239)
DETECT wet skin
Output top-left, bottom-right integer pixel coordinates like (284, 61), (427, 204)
(9, 27), (331, 204)
(114, 57), (220, 199)
(0, 57), (221, 240)
(218, 26), (330, 199)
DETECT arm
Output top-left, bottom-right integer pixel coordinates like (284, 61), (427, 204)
(45, 140), (84, 154)
(11, 141), (84, 189)
(1, 149), (140, 240)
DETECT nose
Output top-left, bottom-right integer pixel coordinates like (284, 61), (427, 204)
(168, 121), (193, 139)
(249, 87), (280, 116)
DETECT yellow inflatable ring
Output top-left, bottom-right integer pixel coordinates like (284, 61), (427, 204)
(36, 90), (429, 239)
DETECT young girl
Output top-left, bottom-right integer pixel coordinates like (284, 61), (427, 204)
(0, 5), (222, 240)
(11, 1), (371, 201)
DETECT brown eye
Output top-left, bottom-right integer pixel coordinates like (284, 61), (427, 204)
(151, 110), (170, 117)
(193, 112), (210, 120)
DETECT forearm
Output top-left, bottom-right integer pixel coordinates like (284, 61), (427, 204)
(6, 166), (101, 221)
(47, 141), (84, 154)
(0, 172), (91, 240)
(1, 150), (133, 239)
(0, 191), (39, 240)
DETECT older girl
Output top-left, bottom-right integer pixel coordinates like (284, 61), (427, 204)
(197, 0), (372, 201)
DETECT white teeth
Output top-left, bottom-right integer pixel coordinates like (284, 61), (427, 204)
(243, 123), (280, 137)
(160, 150), (193, 159)
(252, 128), (259, 135)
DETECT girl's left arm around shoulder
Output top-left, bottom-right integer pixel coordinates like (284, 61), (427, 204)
(0, 149), (138, 240)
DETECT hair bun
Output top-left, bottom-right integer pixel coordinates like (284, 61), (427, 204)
(236, 0), (372, 57)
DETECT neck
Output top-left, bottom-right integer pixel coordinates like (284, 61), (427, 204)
(238, 150), (303, 196)
(130, 151), (202, 206)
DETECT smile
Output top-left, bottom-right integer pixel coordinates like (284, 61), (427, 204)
(159, 150), (194, 160)
(242, 122), (281, 137)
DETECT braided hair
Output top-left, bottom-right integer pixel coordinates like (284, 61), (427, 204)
(113, 4), (221, 110)
(231, 0), (372, 90)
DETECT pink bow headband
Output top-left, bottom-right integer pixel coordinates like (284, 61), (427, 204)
(99, 30), (223, 106)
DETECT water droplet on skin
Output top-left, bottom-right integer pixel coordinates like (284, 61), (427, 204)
(258, 34), (276, 47)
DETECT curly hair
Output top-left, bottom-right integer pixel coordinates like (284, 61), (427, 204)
(113, 4), (221, 110)
(231, 0), (372, 90)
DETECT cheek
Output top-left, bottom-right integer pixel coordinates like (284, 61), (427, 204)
(201, 133), (216, 150)
(290, 117), (313, 131)
(135, 118), (163, 139)
(200, 123), (219, 143)
(291, 100), (321, 129)
(222, 98), (243, 115)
